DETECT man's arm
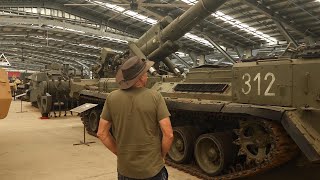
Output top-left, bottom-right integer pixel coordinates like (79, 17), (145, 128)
(97, 119), (117, 156)
(159, 117), (174, 158)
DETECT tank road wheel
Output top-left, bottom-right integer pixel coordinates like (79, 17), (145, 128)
(236, 120), (274, 164)
(88, 109), (101, 133)
(168, 127), (198, 163)
(194, 133), (233, 176)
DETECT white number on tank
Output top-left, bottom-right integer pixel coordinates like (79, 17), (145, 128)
(264, 72), (275, 96)
(241, 73), (251, 95)
(253, 73), (261, 95)
(241, 72), (276, 96)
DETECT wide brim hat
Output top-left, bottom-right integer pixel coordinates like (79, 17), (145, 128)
(116, 56), (154, 89)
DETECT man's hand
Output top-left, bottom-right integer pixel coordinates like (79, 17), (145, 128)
(159, 117), (173, 158)
(97, 119), (117, 156)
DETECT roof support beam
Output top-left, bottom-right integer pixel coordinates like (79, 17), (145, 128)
(0, 1), (141, 37)
(0, 16), (135, 43)
(214, 58), (226, 65)
(241, 0), (317, 37)
(171, 53), (192, 69)
(273, 20), (299, 48)
(235, 46), (245, 59)
(203, 35), (236, 64)
(304, 36), (316, 46)
(4, 51), (87, 73)
(2, 50), (83, 68)
(0, 43), (97, 66)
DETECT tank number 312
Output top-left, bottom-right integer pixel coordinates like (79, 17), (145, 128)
(241, 72), (275, 96)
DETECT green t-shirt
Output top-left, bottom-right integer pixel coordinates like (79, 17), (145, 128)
(100, 87), (170, 179)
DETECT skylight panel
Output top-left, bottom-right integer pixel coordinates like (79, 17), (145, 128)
(92, 1), (125, 12)
(181, 0), (277, 44)
(146, 18), (157, 24)
(124, 10), (138, 16)
(97, 35), (128, 44)
(184, 33), (213, 47)
(46, 25), (85, 33)
(78, 44), (100, 49)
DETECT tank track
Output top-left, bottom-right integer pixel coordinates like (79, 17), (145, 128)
(165, 120), (299, 180)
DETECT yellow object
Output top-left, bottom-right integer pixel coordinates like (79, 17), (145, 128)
(0, 68), (11, 119)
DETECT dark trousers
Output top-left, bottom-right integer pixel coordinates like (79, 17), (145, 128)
(118, 167), (168, 180)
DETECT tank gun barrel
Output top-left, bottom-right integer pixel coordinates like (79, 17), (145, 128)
(96, 0), (227, 77)
(159, 0), (226, 43)
(130, 0), (227, 74)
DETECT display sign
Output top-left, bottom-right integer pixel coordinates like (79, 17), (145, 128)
(0, 53), (10, 67)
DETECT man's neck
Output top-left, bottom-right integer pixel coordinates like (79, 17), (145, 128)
(133, 84), (144, 88)
(133, 81), (145, 88)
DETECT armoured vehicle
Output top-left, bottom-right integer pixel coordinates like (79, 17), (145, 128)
(28, 63), (78, 117)
(152, 48), (320, 179)
(74, 0), (320, 179)
(0, 68), (11, 119)
(151, 45), (320, 179)
(76, 0), (222, 135)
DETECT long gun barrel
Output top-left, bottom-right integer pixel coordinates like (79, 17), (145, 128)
(129, 0), (227, 74)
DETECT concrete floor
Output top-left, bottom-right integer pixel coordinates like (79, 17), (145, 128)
(2, 101), (320, 180)
(0, 101), (197, 180)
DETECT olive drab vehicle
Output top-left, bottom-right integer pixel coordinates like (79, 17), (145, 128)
(28, 63), (79, 117)
(150, 45), (320, 179)
(72, 0), (320, 179)
(76, 0), (225, 136)
(0, 68), (11, 119)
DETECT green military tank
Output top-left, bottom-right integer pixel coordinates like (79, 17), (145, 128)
(72, 0), (320, 178)
(151, 45), (320, 179)
(28, 63), (79, 117)
(76, 0), (224, 136)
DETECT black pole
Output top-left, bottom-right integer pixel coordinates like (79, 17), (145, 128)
(20, 98), (22, 112)
(83, 124), (86, 143)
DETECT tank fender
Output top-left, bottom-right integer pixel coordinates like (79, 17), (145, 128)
(164, 98), (224, 113)
(282, 111), (320, 163)
(221, 103), (293, 121)
(165, 98), (294, 120)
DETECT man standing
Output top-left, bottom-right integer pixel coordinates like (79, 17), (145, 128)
(97, 56), (173, 180)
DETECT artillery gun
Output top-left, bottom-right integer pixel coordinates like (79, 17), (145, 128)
(0, 68), (11, 119)
(28, 63), (78, 117)
(76, 0), (225, 135)
(73, 0), (320, 178)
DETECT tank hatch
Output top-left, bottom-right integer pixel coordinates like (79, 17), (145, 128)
(174, 83), (228, 93)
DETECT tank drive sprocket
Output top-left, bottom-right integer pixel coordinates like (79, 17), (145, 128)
(234, 120), (275, 164)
